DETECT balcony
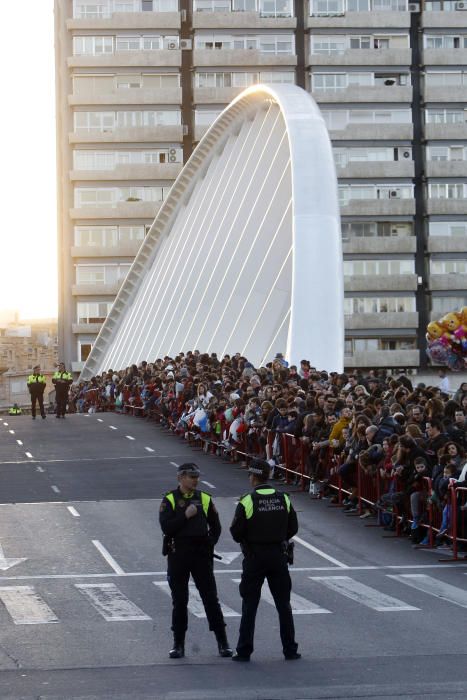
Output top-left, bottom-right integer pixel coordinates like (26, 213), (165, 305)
(421, 11), (467, 30)
(329, 124), (413, 140)
(71, 242), (143, 257)
(345, 311), (418, 330)
(193, 49), (296, 67)
(193, 86), (244, 104)
(423, 85), (467, 103)
(310, 49), (411, 67)
(69, 125), (184, 143)
(313, 85), (412, 104)
(425, 162), (467, 178)
(426, 199), (467, 216)
(428, 235), (467, 254)
(429, 273), (467, 291)
(423, 49), (467, 66)
(69, 87), (183, 106)
(336, 161), (414, 178)
(69, 163), (182, 181)
(68, 50), (182, 68)
(72, 323), (103, 334)
(344, 274), (417, 292)
(67, 13), (181, 31)
(339, 199), (416, 216)
(342, 237), (416, 255)
(344, 349), (419, 368)
(70, 201), (162, 219)
(192, 11), (295, 29)
(307, 12), (411, 30)
(424, 123), (467, 140)
(71, 282), (121, 296)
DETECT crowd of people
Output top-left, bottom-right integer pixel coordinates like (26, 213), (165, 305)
(69, 351), (467, 550)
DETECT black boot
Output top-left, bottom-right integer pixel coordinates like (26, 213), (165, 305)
(215, 629), (233, 657)
(169, 637), (185, 659)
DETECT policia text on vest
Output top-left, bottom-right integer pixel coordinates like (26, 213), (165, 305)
(230, 460), (300, 662)
(159, 462), (232, 659)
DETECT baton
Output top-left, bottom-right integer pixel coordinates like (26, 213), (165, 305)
(213, 552), (223, 561)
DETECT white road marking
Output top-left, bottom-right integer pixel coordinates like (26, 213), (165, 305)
(9, 430), (14, 434)
(97, 418), (103, 423)
(25, 452), (33, 459)
(76, 583), (151, 621)
(216, 552), (241, 565)
(0, 542), (27, 571)
(201, 480), (216, 489)
(109, 426), (117, 430)
(145, 447), (154, 453)
(0, 586), (59, 624)
(3, 422), (8, 426)
(36, 466), (45, 473)
(294, 536), (349, 568)
(390, 574), (467, 609)
(232, 579), (330, 615)
(16, 440), (23, 446)
(170, 462), (179, 468)
(125, 435), (135, 441)
(309, 576), (419, 612)
(153, 581), (240, 618)
(67, 506), (80, 517)
(92, 540), (125, 575)
(51, 485), (60, 494)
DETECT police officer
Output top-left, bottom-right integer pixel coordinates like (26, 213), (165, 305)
(159, 462), (232, 659)
(27, 366), (47, 419)
(230, 459), (300, 662)
(8, 403), (22, 416)
(52, 362), (73, 418)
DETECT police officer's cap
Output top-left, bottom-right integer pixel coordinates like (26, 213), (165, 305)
(248, 459), (270, 480)
(177, 462), (201, 477)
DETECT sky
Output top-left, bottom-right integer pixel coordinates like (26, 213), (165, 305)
(0, 1), (57, 320)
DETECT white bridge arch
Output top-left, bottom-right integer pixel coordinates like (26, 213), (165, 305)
(80, 84), (343, 379)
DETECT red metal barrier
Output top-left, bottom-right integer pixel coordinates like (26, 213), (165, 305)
(447, 485), (467, 562)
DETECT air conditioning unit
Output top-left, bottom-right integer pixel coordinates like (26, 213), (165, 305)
(169, 148), (177, 156)
(169, 155), (177, 162)
(180, 39), (192, 50)
(455, 1), (467, 8)
(397, 147), (412, 160)
(389, 190), (400, 198)
(408, 2), (420, 10)
(166, 41), (178, 50)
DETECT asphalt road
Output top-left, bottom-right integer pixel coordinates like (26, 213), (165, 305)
(0, 413), (466, 700)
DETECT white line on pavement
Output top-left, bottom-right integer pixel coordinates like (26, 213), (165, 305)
(36, 466), (45, 473)
(201, 480), (216, 489)
(76, 583), (151, 621)
(294, 535), (349, 568)
(67, 506), (80, 517)
(16, 440), (23, 446)
(92, 540), (125, 575)
(3, 422), (8, 426)
(145, 447), (154, 452)
(9, 430), (14, 434)
(51, 485), (60, 494)
(0, 586), (59, 625)
(170, 462), (179, 467)
(154, 581), (239, 618)
(97, 419), (103, 423)
(0, 455), (162, 465)
(109, 426), (117, 430)
(232, 578), (331, 615)
(25, 452), (33, 459)
(390, 574), (467, 608)
(125, 435), (135, 441)
(310, 576), (420, 612)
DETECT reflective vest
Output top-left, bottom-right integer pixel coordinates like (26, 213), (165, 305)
(8, 407), (22, 415)
(165, 489), (211, 539)
(52, 371), (72, 384)
(27, 374), (46, 391)
(239, 488), (291, 544)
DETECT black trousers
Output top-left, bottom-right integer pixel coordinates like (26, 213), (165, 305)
(31, 393), (45, 418)
(167, 543), (225, 640)
(56, 390), (69, 417)
(236, 546), (297, 658)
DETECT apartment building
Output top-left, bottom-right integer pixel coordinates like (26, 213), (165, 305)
(55, 0), (467, 372)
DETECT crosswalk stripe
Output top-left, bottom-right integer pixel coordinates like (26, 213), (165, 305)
(153, 581), (240, 618)
(389, 574), (467, 608)
(309, 576), (420, 612)
(232, 579), (330, 614)
(0, 586), (59, 625)
(75, 583), (151, 621)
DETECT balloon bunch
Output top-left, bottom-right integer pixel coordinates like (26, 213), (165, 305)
(426, 307), (467, 371)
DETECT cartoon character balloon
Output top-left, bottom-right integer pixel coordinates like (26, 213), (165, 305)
(426, 308), (467, 371)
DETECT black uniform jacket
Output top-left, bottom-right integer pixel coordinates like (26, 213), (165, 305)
(230, 485), (298, 545)
(159, 487), (221, 546)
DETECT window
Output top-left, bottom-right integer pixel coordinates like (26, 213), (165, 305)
(344, 296), (415, 314)
(425, 71), (465, 87)
(429, 222), (467, 237)
(432, 296), (467, 313)
(350, 36), (371, 50)
(260, 0), (293, 17)
(73, 36), (113, 55)
(116, 76), (142, 89)
(343, 260), (414, 275)
(312, 36), (346, 55)
(74, 226), (118, 247)
(78, 342), (93, 362)
(425, 108), (466, 125)
(429, 183), (465, 199)
(430, 260), (467, 275)
(344, 337), (416, 356)
(313, 73), (347, 90)
(310, 0), (345, 15)
(74, 111), (115, 133)
(77, 302), (113, 324)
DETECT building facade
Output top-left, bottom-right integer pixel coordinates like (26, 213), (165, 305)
(55, 0), (467, 373)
